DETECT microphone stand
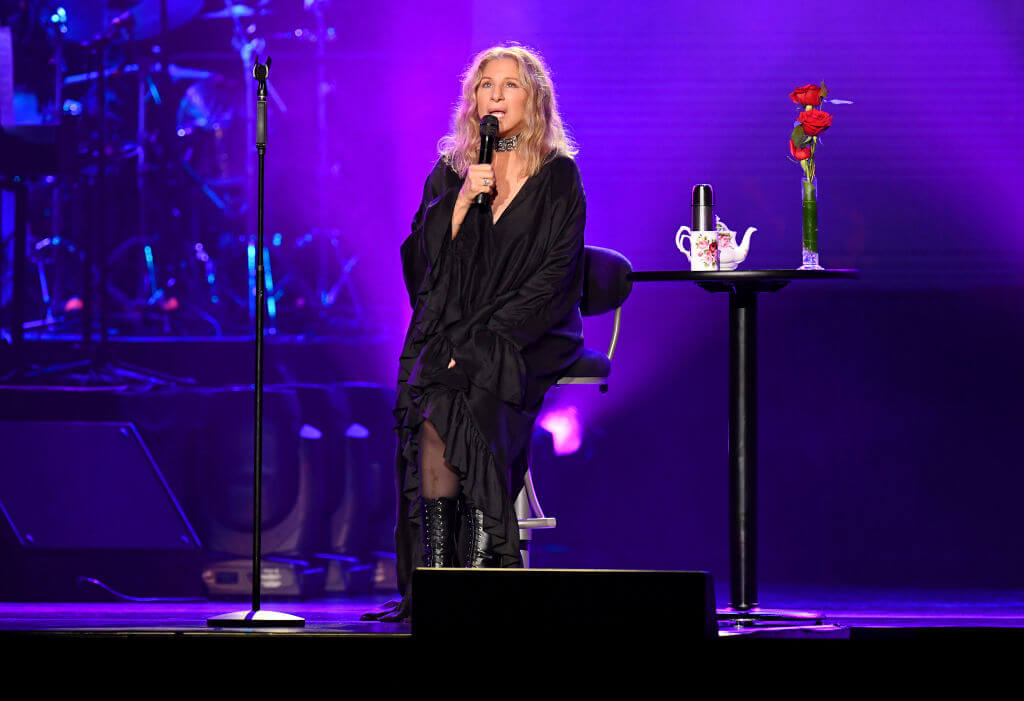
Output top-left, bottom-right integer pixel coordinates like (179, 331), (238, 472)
(208, 56), (303, 629)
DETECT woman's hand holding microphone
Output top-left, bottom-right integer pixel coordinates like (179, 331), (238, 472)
(458, 164), (497, 205)
(451, 164), (496, 242)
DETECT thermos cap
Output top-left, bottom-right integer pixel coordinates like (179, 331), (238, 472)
(692, 184), (714, 207)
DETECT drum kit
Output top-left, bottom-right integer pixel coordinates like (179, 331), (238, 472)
(2, 0), (361, 340)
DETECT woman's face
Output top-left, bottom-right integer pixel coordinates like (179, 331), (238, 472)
(475, 57), (528, 138)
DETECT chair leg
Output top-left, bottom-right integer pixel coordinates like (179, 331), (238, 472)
(516, 450), (557, 568)
(514, 482), (532, 568)
(522, 465), (548, 521)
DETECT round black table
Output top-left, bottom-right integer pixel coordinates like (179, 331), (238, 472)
(626, 269), (859, 625)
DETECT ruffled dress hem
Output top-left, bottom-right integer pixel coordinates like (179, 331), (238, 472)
(394, 383), (523, 572)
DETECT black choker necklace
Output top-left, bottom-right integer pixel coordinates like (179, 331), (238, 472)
(495, 134), (520, 152)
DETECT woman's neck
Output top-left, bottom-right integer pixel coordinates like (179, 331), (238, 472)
(492, 149), (523, 179)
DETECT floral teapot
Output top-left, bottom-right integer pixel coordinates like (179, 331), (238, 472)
(714, 216), (756, 271)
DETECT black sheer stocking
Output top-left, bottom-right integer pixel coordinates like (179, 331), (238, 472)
(419, 419), (459, 499)
(359, 419), (459, 625)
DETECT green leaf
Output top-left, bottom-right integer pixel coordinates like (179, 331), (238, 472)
(820, 80), (829, 99)
(790, 124), (810, 147)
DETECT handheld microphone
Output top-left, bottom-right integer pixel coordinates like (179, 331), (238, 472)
(475, 115), (499, 206)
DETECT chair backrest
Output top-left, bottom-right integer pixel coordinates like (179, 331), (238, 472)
(580, 245), (633, 317)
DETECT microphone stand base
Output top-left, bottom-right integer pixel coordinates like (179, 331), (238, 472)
(207, 610), (306, 628)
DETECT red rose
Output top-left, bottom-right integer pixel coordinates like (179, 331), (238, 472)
(789, 138), (812, 161)
(789, 84), (822, 106)
(798, 109), (833, 136)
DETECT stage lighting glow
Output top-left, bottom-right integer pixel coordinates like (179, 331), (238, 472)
(299, 424), (322, 440)
(345, 423), (370, 439)
(539, 406), (583, 456)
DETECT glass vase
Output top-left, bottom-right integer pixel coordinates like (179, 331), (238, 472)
(798, 176), (824, 270)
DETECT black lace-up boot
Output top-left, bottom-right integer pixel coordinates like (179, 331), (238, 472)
(420, 497), (458, 567)
(462, 502), (501, 568)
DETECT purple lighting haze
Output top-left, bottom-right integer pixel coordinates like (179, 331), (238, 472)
(260, 0), (1008, 429)
(2, 0), (1022, 603)
(539, 406), (583, 456)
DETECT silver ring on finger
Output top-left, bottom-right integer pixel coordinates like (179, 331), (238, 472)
(482, 178), (491, 186)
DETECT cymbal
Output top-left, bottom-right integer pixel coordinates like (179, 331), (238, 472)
(202, 1), (275, 20)
(202, 5), (256, 19)
(64, 62), (214, 86)
(48, 1), (205, 43)
(176, 77), (248, 187)
(176, 77), (242, 133)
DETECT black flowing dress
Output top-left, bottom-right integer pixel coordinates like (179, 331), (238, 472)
(392, 152), (586, 603)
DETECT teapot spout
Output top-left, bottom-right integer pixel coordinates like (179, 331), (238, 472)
(737, 226), (757, 256)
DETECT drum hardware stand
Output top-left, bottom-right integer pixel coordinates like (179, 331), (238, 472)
(300, 1), (365, 330)
(311, 0), (331, 297)
(209, 55), (303, 628)
(49, 10), (67, 329)
(129, 49), (201, 328)
(9, 13), (191, 386)
(223, 0), (288, 324)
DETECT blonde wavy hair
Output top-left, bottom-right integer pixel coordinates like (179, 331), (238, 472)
(438, 44), (578, 179)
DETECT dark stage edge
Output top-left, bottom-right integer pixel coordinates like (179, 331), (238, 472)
(0, 596), (409, 639)
(2, 589), (1024, 640)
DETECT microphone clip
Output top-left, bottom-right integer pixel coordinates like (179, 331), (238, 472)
(252, 55), (272, 97)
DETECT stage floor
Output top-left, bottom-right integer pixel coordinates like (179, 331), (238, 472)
(2, 587), (1023, 639)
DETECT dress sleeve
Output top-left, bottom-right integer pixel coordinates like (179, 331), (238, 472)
(400, 159), (459, 309)
(450, 159), (586, 406)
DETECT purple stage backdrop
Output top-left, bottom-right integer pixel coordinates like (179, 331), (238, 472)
(3, 0), (1023, 594)
(261, 0), (1022, 588)
(260, 0), (1024, 373)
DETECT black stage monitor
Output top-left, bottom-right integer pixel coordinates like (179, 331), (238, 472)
(412, 568), (717, 640)
(0, 421), (202, 600)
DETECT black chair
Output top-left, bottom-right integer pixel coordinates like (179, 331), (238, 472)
(515, 245), (634, 566)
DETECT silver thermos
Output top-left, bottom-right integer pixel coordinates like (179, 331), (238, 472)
(692, 184), (714, 232)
